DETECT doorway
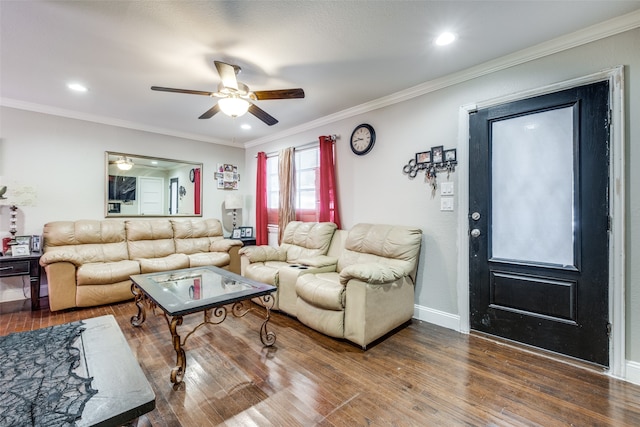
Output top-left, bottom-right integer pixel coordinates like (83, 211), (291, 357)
(468, 80), (611, 366)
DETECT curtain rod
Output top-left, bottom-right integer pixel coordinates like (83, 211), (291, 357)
(256, 135), (338, 158)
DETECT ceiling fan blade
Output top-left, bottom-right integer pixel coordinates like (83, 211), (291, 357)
(248, 103), (278, 126)
(214, 61), (239, 90)
(253, 88), (305, 100)
(198, 104), (220, 119)
(151, 86), (214, 96)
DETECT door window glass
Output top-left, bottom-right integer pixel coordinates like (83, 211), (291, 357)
(491, 106), (575, 266)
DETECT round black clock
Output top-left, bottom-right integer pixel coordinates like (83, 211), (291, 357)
(189, 168), (195, 182)
(350, 123), (376, 156)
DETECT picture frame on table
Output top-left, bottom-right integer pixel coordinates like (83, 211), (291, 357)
(31, 235), (42, 252)
(12, 244), (30, 256)
(431, 146), (444, 164)
(241, 226), (254, 238)
(232, 228), (242, 239)
(15, 235), (31, 247)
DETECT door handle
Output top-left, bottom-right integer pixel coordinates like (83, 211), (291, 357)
(470, 229), (481, 238)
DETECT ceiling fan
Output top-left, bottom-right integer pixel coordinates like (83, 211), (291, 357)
(151, 61), (305, 126)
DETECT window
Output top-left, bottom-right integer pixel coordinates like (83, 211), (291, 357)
(266, 155), (279, 225)
(266, 146), (320, 225)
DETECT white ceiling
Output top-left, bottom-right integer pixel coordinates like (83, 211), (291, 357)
(2, 1), (640, 146)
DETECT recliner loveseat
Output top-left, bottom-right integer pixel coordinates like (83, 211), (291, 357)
(241, 222), (422, 348)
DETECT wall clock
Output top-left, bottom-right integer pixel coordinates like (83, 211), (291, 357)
(350, 123), (376, 156)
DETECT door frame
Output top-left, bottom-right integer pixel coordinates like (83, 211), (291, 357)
(456, 66), (626, 377)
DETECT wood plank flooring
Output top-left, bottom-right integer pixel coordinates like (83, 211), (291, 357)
(2, 297), (640, 426)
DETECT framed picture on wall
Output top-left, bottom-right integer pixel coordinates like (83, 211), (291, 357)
(444, 148), (457, 162)
(431, 146), (444, 163)
(415, 151), (431, 165)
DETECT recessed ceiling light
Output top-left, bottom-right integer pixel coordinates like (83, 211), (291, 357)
(435, 32), (456, 46)
(241, 124), (251, 130)
(67, 83), (88, 92)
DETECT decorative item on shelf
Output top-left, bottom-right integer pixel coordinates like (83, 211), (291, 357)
(225, 193), (243, 229)
(402, 147), (457, 195)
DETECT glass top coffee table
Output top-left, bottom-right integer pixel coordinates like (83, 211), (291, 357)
(129, 266), (276, 388)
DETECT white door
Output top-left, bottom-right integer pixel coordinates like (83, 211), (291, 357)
(139, 177), (164, 215)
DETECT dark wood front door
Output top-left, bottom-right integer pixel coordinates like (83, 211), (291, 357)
(469, 81), (610, 366)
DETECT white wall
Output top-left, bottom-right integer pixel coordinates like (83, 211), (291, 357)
(0, 108), (245, 300)
(244, 28), (640, 363)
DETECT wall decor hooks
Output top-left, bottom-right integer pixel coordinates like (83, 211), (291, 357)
(402, 147), (457, 192)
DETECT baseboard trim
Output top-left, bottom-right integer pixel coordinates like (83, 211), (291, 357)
(413, 304), (461, 332)
(625, 361), (640, 385)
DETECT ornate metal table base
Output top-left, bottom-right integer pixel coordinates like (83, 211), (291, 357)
(130, 283), (276, 388)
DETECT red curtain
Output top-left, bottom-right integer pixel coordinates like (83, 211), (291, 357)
(256, 152), (268, 245)
(194, 168), (201, 215)
(318, 136), (341, 228)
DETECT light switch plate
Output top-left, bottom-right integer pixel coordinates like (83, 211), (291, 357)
(441, 197), (454, 211)
(440, 181), (454, 196)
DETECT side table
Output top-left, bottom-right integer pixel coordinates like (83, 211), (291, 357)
(236, 237), (256, 246)
(0, 252), (42, 310)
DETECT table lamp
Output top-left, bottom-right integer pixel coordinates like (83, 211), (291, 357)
(225, 193), (243, 229)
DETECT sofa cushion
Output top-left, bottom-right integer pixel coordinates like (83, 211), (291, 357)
(137, 254), (189, 273)
(280, 221), (337, 262)
(42, 220), (129, 264)
(187, 252), (230, 268)
(244, 261), (291, 285)
(171, 218), (223, 239)
(337, 224), (422, 277)
(296, 272), (345, 311)
(76, 260), (140, 286)
(126, 220), (176, 259)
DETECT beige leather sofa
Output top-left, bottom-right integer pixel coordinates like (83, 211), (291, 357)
(238, 221), (338, 312)
(40, 218), (242, 311)
(241, 222), (422, 348)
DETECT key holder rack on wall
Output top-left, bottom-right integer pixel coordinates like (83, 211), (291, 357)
(402, 146), (457, 192)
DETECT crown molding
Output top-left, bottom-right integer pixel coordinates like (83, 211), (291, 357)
(245, 9), (640, 148)
(2, 9), (639, 149)
(0, 98), (234, 147)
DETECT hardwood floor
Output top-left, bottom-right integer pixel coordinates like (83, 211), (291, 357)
(2, 297), (640, 426)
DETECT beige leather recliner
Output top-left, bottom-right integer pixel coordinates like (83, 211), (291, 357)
(295, 223), (422, 348)
(239, 221), (337, 312)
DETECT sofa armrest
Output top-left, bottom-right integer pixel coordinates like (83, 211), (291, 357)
(238, 245), (285, 263)
(296, 255), (338, 268)
(339, 263), (408, 286)
(210, 238), (243, 253)
(40, 251), (84, 267)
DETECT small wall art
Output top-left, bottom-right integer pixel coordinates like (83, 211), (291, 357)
(215, 164), (240, 190)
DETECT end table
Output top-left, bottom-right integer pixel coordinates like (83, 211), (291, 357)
(0, 252), (42, 310)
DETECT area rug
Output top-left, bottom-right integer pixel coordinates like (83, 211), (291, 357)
(0, 321), (97, 426)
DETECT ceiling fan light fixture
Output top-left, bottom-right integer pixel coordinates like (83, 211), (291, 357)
(435, 32), (456, 46)
(218, 97), (250, 118)
(115, 156), (134, 171)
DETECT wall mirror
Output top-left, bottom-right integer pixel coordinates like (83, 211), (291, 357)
(105, 152), (202, 217)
